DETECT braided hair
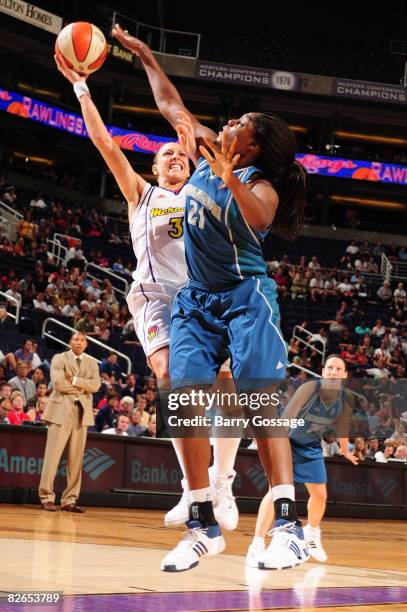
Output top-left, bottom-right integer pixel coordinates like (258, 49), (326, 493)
(250, 113), (308, 240)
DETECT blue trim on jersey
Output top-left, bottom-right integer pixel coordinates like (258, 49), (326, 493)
(144, 187), (157, 282)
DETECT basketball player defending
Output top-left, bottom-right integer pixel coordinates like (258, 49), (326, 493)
(113, 25), (309, 572)
(54, 53), (240, 533)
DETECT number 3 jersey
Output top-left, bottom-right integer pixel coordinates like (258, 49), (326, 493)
(183, 157), (268, 289)
(129, 182), (188, 294)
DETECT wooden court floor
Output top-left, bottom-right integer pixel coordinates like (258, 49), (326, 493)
(0, 504), (406, 611)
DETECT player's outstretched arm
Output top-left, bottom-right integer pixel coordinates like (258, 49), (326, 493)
(336, 396), (359, 464)
(54, 54), (146, 220)
(112, 23), (216, 141)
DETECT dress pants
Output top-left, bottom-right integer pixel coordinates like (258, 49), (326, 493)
(39, 402), (87, 506)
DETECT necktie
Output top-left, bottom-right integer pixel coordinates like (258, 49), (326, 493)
(76, 357), (81, 370)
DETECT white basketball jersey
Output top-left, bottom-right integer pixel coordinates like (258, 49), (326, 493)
(129, 183), (188, 293)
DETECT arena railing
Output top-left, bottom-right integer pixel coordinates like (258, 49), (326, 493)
(48, 238), (69, 265)
(0, 200), (23, 221)
(381, 254), (393, 282)
(386, 259), (407, 281)
(85, 262), (129, 297)
(0, 291), (20, 324)
(288, 362), (320, 378)
(111, 11), (201, 59)
(0, 215), (12, 239)
(41, 317), (132, 376)
(292, 325), (326, 363)
(85, 261), (129, 296)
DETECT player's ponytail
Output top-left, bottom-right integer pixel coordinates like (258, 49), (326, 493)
(251, 113), (308, 240)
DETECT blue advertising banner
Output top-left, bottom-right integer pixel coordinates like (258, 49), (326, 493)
(296, 153), (407, 186)
(0, 87), (173, 155)
(1, 86), (407, 185)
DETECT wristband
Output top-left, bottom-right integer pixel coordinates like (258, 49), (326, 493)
(73, 81), (90, 101)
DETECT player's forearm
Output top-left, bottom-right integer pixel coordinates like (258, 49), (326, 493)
(140, 56), (185, 127)
(338, 437), (349, 454)
(52, 377), (81, 394)
(80, 94), (114, 153)
(75, 375), (102, 394)
(225, 174), (275, 231)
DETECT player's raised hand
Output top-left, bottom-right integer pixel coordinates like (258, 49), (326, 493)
(112, 23), (154, 64)
(54, 53), (86, 84)
(176, 111), (197, 160)
(199, 128), (240, 185)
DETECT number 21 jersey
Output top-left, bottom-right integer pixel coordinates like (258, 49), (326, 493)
(183, 157), (268, 289)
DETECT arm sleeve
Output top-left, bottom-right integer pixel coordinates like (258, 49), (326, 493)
(75, 360), (102, 394)
(51, 354), (79, 394)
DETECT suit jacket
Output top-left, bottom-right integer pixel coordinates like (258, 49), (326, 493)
(43, 351), (101, 427)
(8, 376), (36, 405)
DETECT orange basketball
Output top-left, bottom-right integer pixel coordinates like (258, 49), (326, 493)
(55, 22), (107, 75)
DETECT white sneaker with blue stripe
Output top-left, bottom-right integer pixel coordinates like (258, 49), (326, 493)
(164, 478), (189, 526)
(258, 520), (310, 570)
(160, 519), (225, 572)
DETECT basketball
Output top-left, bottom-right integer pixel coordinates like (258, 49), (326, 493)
(55, 22), (108, 75)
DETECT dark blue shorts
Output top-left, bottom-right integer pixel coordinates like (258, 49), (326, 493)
(169, 276), (287, 389)
(291, 439), (327, 484)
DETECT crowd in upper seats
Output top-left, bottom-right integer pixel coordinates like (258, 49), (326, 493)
(265, 238), (407, 377)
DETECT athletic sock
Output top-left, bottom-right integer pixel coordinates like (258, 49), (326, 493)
(306, 524), (321, 536)
(252, 536), (265, 547)
(212, 437), (240, 477)
(271, 484), (298, 523)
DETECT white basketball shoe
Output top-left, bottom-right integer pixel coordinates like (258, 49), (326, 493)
(164, 478), (189, 526)
(258, 520), (310, 570)
(209, 466), (239, 531)
(246, 538), (266, 568)
(303, 524), (328, 562)
(161, 518), (225, 572)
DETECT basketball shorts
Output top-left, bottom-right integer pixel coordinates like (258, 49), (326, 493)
(291, 439), (327, 484)
(126, 281), (177, 357)
(169, 275), (287, 389)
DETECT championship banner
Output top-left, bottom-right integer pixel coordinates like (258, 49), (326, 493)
(296, 153), (407, 186)
(195, 60), (301, 91)
(333, 78), (407, 105)
(0, 87), (173, 155)
(0, 0), (62, 34)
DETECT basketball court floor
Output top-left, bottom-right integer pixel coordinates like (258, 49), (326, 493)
(0, 504), (406, 611)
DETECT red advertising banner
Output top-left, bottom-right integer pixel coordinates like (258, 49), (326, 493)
(0, 427), (124, 492)
(125, 439), (182, 491)
(0, 427), (405, 507)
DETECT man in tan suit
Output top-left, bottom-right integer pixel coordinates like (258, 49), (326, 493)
(39, 331), (101, 512)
